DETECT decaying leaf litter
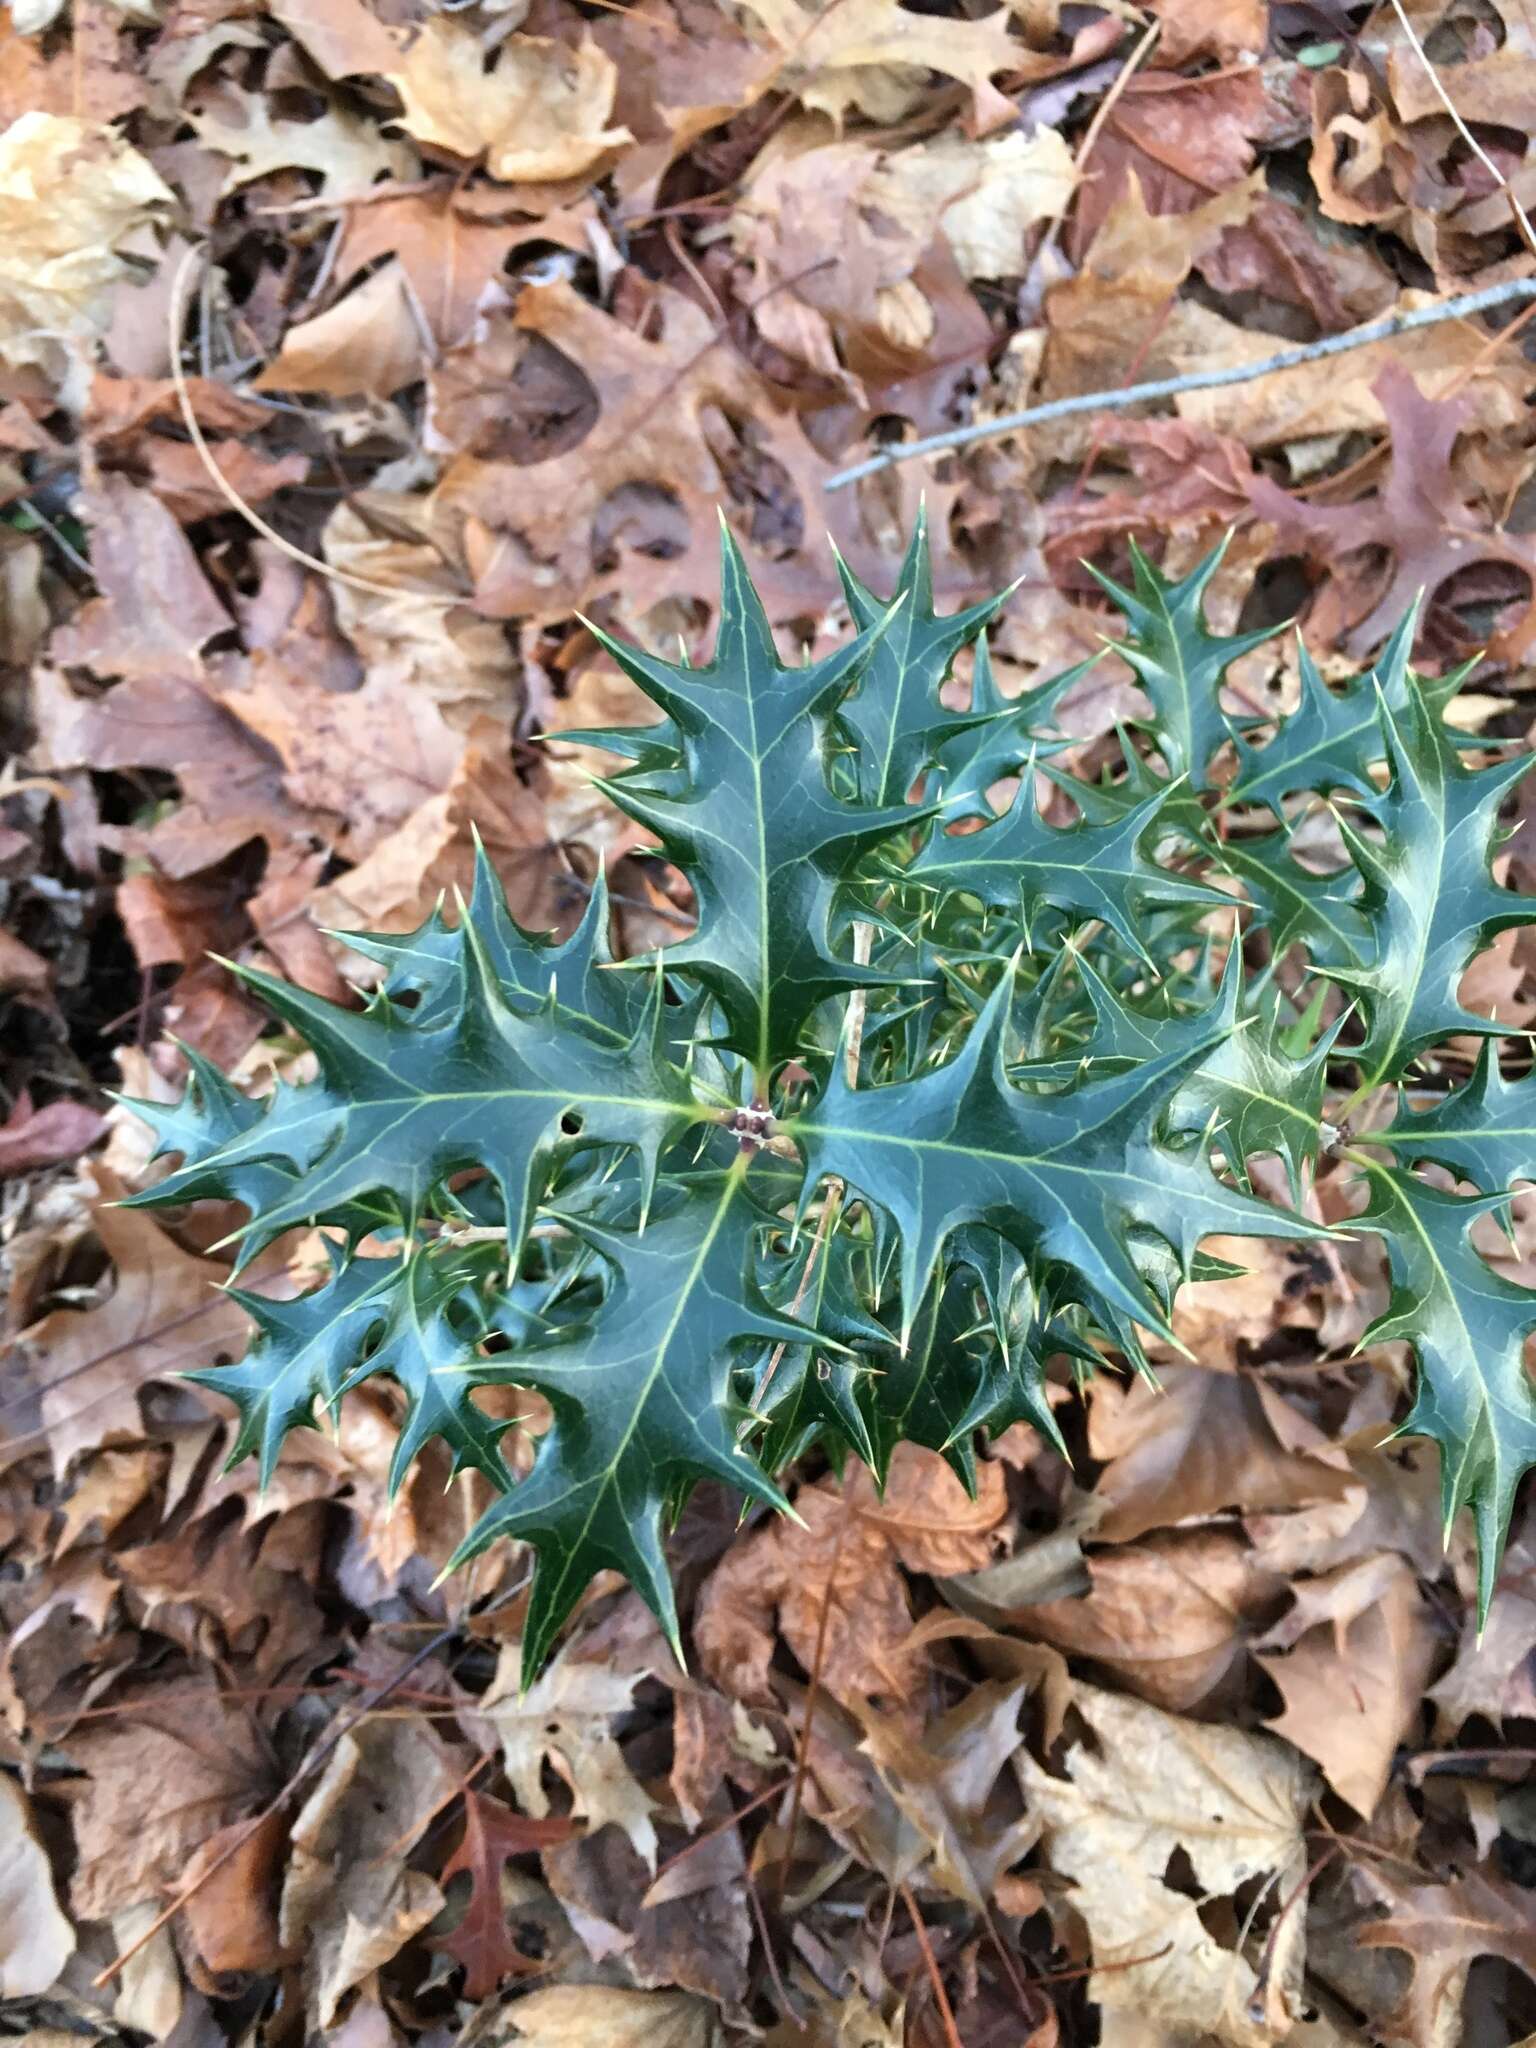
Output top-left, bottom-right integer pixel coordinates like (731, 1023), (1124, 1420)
(3, 0), (1536, 2044)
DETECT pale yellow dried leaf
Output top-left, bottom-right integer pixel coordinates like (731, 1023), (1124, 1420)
(506, 1986), (719, 2048)
(191, 87), (416, 199)
(0, 115), (172, 383)
(1017, 1684), (1317, 2048)
(387, 21), (630, 183)
(730, 0), (1019, 129)
(871, 129), (1076, 279)
(0, 1775), (74, 1997)
(323, 498), (519, 724)
(280, 1719), (455, 2030)
(254, 259), (424, 400)
(483, 1640), (659, 1868)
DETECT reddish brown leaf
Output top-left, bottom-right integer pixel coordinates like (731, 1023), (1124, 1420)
(436, 1790), (576, 1999)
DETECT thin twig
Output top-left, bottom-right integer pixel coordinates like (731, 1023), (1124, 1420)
(1033, 19), (1160, 275)
(823, 277), (1536, 491)
(167, 245), (465, 611)
(900, 1881), (966, 2048)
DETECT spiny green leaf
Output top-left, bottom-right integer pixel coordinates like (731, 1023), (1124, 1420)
(583, 523), (923, 1077)
(1357, 1163), (1536, 1623)
(906, 766), (1225, 963)
(132, 890), (701, 1263)
(1377, 1043), (1536, 1192)
(834, 502), (1008, 806)
(1087, 535), (1278, 790)
(450, 1163), (822, 1683)
(137, 523), (1534, 1674)
(790, 961), (1318, 1350)
(1325, 687), (1532, 1085)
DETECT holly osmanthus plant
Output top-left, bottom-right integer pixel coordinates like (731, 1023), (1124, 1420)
(126, 519), (1536, 1682)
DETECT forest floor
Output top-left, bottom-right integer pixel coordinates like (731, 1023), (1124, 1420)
(2, 1), (1536, 2044)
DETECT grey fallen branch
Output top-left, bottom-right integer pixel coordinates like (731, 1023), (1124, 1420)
(823, 276), (1536, 492)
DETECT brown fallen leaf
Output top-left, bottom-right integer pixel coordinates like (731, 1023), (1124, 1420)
(732, 0), (1021, 131)
(0, 1093), (105, 1179)
(1250, 365), (1536, 656)
(267, 0), (398, 80)
(1087, 1366), (1353, 1545)
(252, 260), (426, 401)
(1255, 1552), (1437, 1819)
(851, 1624), (1061, 1908)
(0, 115), (171, 383)
(695, 1446), (1009, 1716)
(65, 1688), (276, 1921)
(1428, 1522), (1536, 1733)
(0, 1772), (74, 1997)
(437, 1791), (576, 1999)
(190, 84), (417, 200)
(1010, 1528), (1284, 1714)
(47, 471), (232, 682)
(437, 276), (764, 619)
(505, 1985), (719, 2048)
(279, 1716), (458, 2030)
(480, 1637), (661, 1869)
(19, 1167), (250, 1477)
(1355, 1869), (1536, 2048)
(387, 22), (631, 185)
(1017, 1683), (1318, 2048)
(179, 1806), (290, 1976)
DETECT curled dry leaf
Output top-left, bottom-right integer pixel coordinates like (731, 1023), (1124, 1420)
(0, 1773), (74, 1997)
(387, 21), (631, 184)
(279, 1716), (458, 2030)
(1017, 1684), (1318, 2048)
(0, 114), (171, 382)
(695, 1446), (1009, 1715)
(1255, 1552), (1437, 1819)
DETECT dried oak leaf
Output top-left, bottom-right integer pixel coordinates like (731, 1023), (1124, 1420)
(0, 1773), (74, 1996)
(1355, 1870), (1536, 2048)
(65, 1689), (275, 1921)
(0, 115), (171, 383)
(1017, 1684), (1318, 2048)
(279, 1716), (459, 2030)
(479, 1637), (660, 1870)
(1249, 364), (1536, 656)
(19, 1167), (250, 1477)
(1255, 1553), (1436, 1820)
(437, 1790), (575, 2000)
(387, 21), (631, 184)
(694, 1446), (1008, 1716)
(436, 277), (762, 619)
(1068, 66), (1292, 257)
(731, 0), (1021, 131)
(189, 85), (417, 200)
